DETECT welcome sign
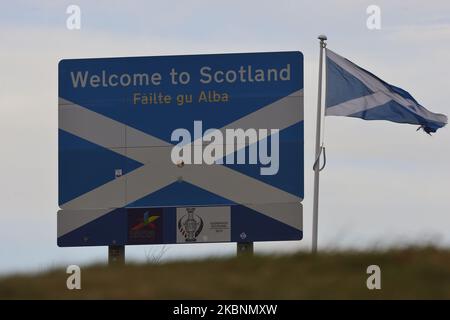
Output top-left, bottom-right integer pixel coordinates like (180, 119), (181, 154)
(57, 52), (304, 247)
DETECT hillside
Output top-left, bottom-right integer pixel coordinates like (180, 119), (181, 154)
(1, 247), (449, 299)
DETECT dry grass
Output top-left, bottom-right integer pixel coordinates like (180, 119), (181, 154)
(1, 246), (449, 299)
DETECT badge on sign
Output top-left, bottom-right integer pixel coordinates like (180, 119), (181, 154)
(176, 207), (230, 243)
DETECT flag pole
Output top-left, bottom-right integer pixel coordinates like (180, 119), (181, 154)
(312, 34), (327, 253)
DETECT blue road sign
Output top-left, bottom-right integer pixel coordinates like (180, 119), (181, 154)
(58, 52), (304, 246)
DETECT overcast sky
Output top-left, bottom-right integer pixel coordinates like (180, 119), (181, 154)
(0, 1), (449, 274)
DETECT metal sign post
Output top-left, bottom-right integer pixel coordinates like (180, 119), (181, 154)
(237, 242), (254, 256)
(108, 245), (125, 265)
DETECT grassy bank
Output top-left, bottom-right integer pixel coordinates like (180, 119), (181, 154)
(1, 247), (449, 299)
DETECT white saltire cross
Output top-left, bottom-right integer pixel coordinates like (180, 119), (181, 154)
(58, 90), (303, 237)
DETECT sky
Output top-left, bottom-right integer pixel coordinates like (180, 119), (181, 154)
(0, 0), (449, 274)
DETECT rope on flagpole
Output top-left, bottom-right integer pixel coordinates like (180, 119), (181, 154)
(313, 144), (326, 172)
(313, 114), (327, 172)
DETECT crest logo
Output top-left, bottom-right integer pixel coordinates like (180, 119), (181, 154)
(178, 208), (204, 242)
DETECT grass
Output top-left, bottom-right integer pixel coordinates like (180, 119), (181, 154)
(1, 246), (449, 299)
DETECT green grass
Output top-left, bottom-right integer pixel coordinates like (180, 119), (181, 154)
(1, 247), (450, 299)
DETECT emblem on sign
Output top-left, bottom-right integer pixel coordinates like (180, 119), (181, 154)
(177, 208), (204, 242)
(127, 208), (163, 244)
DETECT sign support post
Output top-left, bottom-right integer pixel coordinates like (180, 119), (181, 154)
(237, 242), (254, 256)
(108, 245), (125, 265)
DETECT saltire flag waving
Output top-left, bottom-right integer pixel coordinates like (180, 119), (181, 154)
(325, 49), (447, 134)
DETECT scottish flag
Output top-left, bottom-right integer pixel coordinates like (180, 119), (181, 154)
(326, 49), (447, 133)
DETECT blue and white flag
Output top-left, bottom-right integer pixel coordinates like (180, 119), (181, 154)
(325, 49), (447, 134)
